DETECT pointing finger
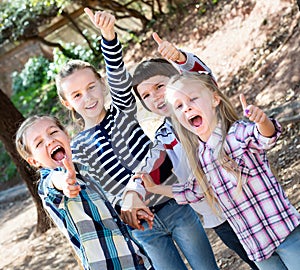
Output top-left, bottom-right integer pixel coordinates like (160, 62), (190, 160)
(152, 32), (163, 45)
(239, 94), (248, 110)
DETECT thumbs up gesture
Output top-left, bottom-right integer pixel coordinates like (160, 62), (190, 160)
(60, 157), (81, 198)
(152, 32), (186, 63)
(239, 94), (267, 124)
(84, 7), (116, 41)
(239, 94), (275, 137)
(51, 157), (81, 198)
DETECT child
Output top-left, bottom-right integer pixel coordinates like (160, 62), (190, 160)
(128, 33), (259, 270)
(53, 8), (219, 270)
(162, 72), (300, 269)
(15, 115), (152, 270)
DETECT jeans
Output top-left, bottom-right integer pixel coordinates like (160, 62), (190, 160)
(254, 225), (300, 270)
(132, 199), (219, 270)
(214, 221), (259, 270)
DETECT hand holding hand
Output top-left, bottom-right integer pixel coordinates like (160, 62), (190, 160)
(121, 191), (154, 230)
(152, 32), (186, 63)
(84, 7), (116, 41)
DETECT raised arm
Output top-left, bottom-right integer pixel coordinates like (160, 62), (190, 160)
(84, 8), (135, 112)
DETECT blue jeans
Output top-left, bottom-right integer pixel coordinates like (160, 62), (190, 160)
(254, 225), (300, 270)
(132, 199), (219, 270)
(214, 221), (258, 270)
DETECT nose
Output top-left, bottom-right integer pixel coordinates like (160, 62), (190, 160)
(183, 103), (191, 113)
(45, 136), (55, 146)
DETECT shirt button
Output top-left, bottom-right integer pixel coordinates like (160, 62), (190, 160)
(125, 237), (129, 242)
(114, 218), (117, 222)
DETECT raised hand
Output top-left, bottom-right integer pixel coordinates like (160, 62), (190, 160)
(239, 94), (267, 124)
(239, 94), (275, 137)
(84, 7), (116, 41)
(60, 157), (81, 198)
(152, 32), (186, 63)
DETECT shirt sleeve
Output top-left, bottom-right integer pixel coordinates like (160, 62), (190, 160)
(176, 50), (217, 82)
(38, 170), (66, 209)
(253, 118), (282, 149)
(101, 35), (136, 113)
(234, 119), (282, 151)
(122, 178), (147, 200)
(172, 177), (205, 204)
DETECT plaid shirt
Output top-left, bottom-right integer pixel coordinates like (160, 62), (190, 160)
(38, 168), (150, 270)
(173, 120), (300, 261)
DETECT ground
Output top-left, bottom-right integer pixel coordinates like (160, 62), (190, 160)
(0, 1), (299, 269)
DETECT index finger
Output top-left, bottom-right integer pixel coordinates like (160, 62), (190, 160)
(152, 32), (162, 45)
(239, 94), (248, 111)
(62, 157), (76, 178)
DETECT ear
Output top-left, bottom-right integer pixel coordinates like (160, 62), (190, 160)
(26, 156), (41, 168)
(60, 98), (73, 111)
(212, 93), (221, 107)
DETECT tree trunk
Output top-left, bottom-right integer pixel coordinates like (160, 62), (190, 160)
(0, 89), (51, 234)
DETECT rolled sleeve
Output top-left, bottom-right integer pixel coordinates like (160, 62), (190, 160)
(172, 178), (204, 204)
(253, 119), (282, 149)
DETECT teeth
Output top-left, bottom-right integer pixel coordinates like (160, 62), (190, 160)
(86, 102), (97, 109)
(51, 146), (61, 155)
(157, 102), (165, 109)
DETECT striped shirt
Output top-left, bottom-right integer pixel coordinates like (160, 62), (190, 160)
(71, 36), (173, 209)
(38, 167), (150, 270)
(173, 120), (300, 261)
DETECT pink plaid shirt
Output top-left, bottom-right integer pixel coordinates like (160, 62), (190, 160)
(174, 119), (300, 261)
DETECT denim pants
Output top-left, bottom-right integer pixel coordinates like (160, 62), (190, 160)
(254, 225), (300, 270)
(132, 199), (219, 270)
(213, 220), (258, 270)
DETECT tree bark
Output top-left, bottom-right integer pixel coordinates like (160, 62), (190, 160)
(0, 89), (51, 234)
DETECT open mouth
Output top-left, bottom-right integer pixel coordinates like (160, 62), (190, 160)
(51, 146), (66, 162)
(189, 115), (202, 127)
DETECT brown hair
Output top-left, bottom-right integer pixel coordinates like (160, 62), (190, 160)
(132, 58), (179, 110)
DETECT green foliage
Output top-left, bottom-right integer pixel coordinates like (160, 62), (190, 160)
(0, 143), (17, 183)
(11, 56), (59, 116)
(0, 0), (60, 44)
(48, 37), (104, 80)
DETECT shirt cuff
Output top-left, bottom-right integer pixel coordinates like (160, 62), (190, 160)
(123, 178), (146, 201)
(253, 118), (282, 146)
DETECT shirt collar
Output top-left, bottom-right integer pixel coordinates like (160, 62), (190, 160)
(198, 123), (223, 153)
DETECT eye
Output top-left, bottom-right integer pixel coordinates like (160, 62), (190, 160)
(175, 103), (183, 110)
(88, 85), (95, 90)
(35, 140), (43, 148)
(190, 97), (198, 102)
(73, 93), (81, 99)
(142, 93), (150, 100)
(50, 130), (58, 135)
(157, 83), (165, 89)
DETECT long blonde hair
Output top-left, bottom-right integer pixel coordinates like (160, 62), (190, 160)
(166, 72), (240, 212)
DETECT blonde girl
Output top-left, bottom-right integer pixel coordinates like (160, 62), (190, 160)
(164, 72), (300, 270)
